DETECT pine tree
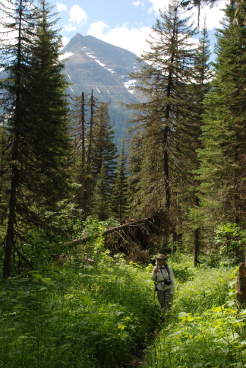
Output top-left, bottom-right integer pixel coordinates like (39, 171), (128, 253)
(90, 103), (117, 184)
(26, 0), (71, 208)
(128, 131), (144, 217)
(187, 26), (212, 265)
(1, 0), (38, 277)
(129, 3), (197, 244)
(91, 165), (111, 220)
(111, 144), (129, 222)
(89, 103), (117, 219)
(71, 92), (87, 214)
(71, 90), (96, 216)
(197, 2), (246, 232)
(1, 0), (71, 277)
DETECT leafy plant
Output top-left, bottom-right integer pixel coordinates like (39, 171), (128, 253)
(0, 223), (160, 368)
(143, 266), (246, 368)
(215, 223), (246, 265)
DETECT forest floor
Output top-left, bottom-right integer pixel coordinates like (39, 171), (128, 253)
(0, 251), (245, 368)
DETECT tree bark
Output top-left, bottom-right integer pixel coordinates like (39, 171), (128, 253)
(3, 0), (23, 278)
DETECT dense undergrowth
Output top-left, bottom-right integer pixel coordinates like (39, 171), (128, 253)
(144, 265), (246, 368)
(0, 227), (160, 368)
(1, 219), (245, 368)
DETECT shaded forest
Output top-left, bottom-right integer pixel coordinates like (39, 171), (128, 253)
(1, 0), (245, 276)
(0, 1), (246, 368)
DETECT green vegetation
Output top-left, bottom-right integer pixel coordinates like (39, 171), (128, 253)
(144, 265), (246, 368)
(0, 223), (160, 368)
(1, 245), (245, 368)
(0, 0), (245, 367)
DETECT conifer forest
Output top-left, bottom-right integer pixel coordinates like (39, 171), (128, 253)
(0, 0), (245, 367)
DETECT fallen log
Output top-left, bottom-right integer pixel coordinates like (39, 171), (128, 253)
(64, 211), (171, 262)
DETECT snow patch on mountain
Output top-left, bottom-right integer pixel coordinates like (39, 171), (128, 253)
(85, 51), (116, 74)
(124, 79), (136, 94)
(66, 72), (74, 93)
(60, 52), (74, 61)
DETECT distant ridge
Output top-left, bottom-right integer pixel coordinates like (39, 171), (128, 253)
(62, 33), (141, 140)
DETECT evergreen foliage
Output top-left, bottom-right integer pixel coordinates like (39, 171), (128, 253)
(197, 2), (246, 231)
(91, 102), (117, 184)
(88, 102), (117, 219)
(111, 144), (129, 222)
(71, 91), (95, 216)
(128, 3), (198, 243)
(71, 99), (117, 220)
(186, 26), (212, 265)
(0, 0), (71, 277)
(127, 131), (144, 217)
(91, 165), (111, 220)
(26, 0), (71, 208)
(0, 0), (39, 277)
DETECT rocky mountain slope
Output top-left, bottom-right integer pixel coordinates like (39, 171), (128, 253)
(62, 33), (141, 140)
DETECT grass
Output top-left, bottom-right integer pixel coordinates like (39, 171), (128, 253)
(143, 265), (246, 368)
(1, 229), (245, 368)
(0, 250), (160, 368)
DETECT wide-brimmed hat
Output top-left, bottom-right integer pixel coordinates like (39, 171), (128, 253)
(156, 253), (168, 260)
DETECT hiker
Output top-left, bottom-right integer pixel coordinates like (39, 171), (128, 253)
(152, 253), (175, 310)
(236, 258), (246, 306)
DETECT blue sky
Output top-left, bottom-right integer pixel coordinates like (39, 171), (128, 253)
(49, 0), (228, 56)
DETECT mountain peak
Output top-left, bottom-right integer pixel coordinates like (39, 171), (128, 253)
(62, 34), (141, 139)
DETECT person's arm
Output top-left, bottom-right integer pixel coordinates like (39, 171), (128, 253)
(151, 266), (158, 281)
(168, 265), (175, 288)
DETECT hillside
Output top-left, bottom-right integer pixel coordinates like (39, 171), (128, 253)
(62, 33), (141, 140)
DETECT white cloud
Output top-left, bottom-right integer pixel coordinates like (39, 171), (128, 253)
(0, 0), (17, 45)
(69, 5), (87, 24)
(147, 0), (228, 29)
(132, 0), (144, 6)
(87, 21), (151, 57)
(148, 0), (166, 13)
(56, 2), (67, 12)
(62, 36), (69, 47)
(198, 1), (228, 30)
(88, 20), (108, 35)
(64, 24), (77, 32)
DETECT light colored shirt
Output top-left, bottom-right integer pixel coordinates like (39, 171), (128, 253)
(152, 264), (175, 292)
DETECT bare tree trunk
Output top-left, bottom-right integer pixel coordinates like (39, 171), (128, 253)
(3, 140), (19, 277)
(3, 0), (23, 278)
(79, 91), (86, 211)
(87, 90), (94, 170)
(0, 123), (6, 225)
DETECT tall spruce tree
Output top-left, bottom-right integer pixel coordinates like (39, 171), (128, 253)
(111, 144), (129, 222)
(129, 3), (197, 244)
(1, 0), (71, 277)
(1, 0), (38, 277)
(26, 0), (71, 208)
(91, 165), (111, 220)
(89, 103), (117, 219)
(71, 91), (95, 217)
(90, 103), (117, 183)
(197, 1), (246, 232)
(128, 131), (144, 217)
(71, 92), (88, 214)
(187, 26), (212, 265)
